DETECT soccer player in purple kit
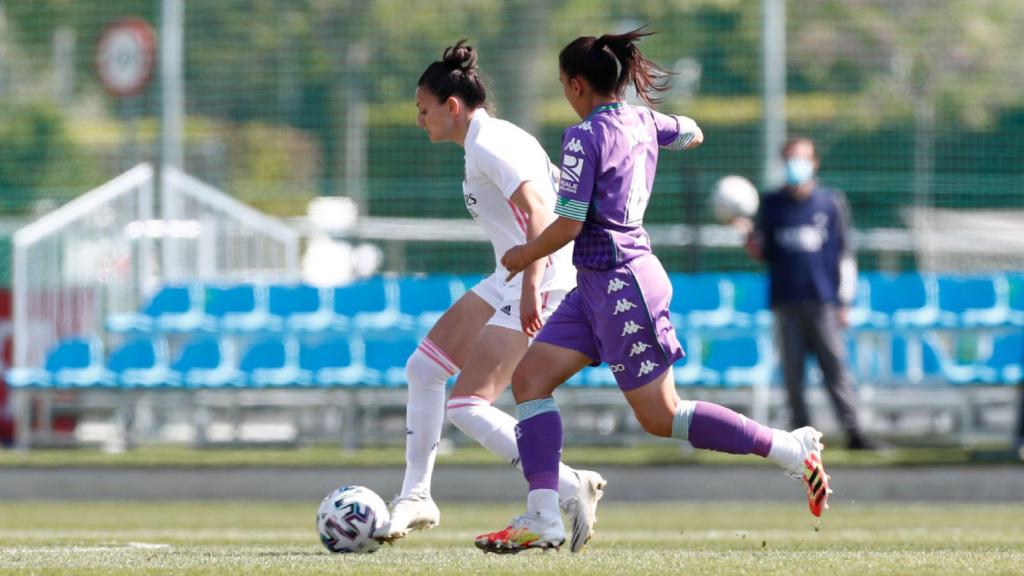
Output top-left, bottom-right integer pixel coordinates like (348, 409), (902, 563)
(474, 28), (832, 554)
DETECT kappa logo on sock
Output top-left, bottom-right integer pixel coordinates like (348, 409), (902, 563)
(500, 304), (512, 316)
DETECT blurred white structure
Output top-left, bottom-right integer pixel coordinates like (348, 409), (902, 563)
(11, 163), (300, 369)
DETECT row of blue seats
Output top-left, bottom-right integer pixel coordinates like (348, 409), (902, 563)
(110, 272), (1024, 337)
(682, 272), (1024, 330)
(8, 330), (1021, 390)
(106, 276), (470, 334)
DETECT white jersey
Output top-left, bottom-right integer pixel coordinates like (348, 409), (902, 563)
(462, 108), (576, 294)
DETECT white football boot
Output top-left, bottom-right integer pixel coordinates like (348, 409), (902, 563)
(474, 512), (566, 554)
(378, 494), (440, 542)
(788, 426), (832, 517)
(560, 469), (607, 553)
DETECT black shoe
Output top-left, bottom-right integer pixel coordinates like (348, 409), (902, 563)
(846, 434), (887, 451)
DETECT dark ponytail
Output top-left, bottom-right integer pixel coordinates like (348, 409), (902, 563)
(559, 26), (670, 106)
(417, 39), (488, 109)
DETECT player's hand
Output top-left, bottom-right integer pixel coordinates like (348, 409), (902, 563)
(501, 244), (531, 281)
(837, 306), (851, 328)
(744, 230), (763, 260)
(520, 289), (544, 337)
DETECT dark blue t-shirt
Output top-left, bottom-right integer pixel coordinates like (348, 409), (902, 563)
(757, 185), (851, 306)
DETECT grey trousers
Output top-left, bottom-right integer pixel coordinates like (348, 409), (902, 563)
(773, 302), (863, 436)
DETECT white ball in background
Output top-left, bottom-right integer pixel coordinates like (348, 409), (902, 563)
(711, 175), (760, 224)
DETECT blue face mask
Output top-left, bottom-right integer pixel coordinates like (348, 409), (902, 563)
(784, 158), (815, 186)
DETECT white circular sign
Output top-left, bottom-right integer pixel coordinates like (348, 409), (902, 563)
(96, 18), (156, 98)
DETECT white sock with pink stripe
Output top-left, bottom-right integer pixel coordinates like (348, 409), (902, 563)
(400, 340), (458, 499)
(446, 395), (580, 506)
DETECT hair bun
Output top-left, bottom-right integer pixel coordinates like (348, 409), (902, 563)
(443, 39), (477, 72)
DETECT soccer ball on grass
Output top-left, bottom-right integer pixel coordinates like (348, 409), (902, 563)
(317, 485), (390, 554)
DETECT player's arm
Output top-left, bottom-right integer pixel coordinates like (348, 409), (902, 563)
(653, 110), (703, 151)
(509, 180), (556, 336)
(502, 216), (582, 282)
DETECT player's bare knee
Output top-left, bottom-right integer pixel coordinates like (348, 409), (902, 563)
(636, 411), (673, 438)
(510, 367), (544, 404)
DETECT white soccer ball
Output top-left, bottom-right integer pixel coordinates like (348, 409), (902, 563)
(711, 175), (760, 224)
(317, 485), (390, 554)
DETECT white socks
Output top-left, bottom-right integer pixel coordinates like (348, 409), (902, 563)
(526, 488), (562, 520)
(400, 340), (457, 498)
(767, 428), (804, 473)
(446, 395), (580, 505)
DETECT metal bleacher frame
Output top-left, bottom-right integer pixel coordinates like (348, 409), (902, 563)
(8, 164), (301, 449)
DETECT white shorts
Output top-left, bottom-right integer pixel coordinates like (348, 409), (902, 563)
(471, 272), (568, 333)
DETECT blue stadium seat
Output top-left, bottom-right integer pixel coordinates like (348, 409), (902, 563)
(107, 285), (205, 333)
(1009, 273), (1024, 326)
(583, 364), (616, 388)
(887, 335), (942, 385)
(7, 337), (108, 389)
(669, 274), (736, 330)
(268, 283), (334, 332)
(300, 336), (362, 387)
(848, 277), (887, 329)
(107, 337), (177, 388)
(868, 273), (941, 328)
(240, 337), (310, 387)
(397, 276), (464, 329)
(204, 284), (269, 333)
(702, 335), (774, 388)
(363, 334), (419, 387)
(730, 273), (771, 328)
(920, 333), (997, 385)
(984, 332), (1023, 384)
(171, 337), (242, 388)
(333, 277), (400, 331)
(674, 337), (717, 386)
(937, 275), (1011, 327)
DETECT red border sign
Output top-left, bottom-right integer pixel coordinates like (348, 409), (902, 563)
(95, 17), (156, 98)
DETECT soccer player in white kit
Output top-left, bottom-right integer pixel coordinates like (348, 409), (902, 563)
(379, 40), (606, 553)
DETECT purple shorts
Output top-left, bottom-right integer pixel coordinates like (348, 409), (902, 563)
(535, 253), (684, 391)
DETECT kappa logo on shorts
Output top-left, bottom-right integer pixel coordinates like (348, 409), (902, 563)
(564, 138), (584, 153)
(637, 360), (660, 377)
(500, 304), (512, 316)
(514, 425), (522, 440)
(607, 278), (629, 293)
(609, 363), (626, 373)
(613, 298), (637, 315)
(629, 341), (651, 357)
(621, 320), (642, 336)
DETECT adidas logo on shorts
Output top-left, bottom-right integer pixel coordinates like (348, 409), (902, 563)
(500, 305), (512, 316)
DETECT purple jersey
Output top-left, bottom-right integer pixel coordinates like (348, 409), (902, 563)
(554, 103), (692, 270)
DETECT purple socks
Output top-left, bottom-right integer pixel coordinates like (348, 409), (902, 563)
(677, 400), (773, 457)
(515, 398), (563, 491)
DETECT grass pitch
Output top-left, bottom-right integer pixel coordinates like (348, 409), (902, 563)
(0, 501), (1021, 575)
